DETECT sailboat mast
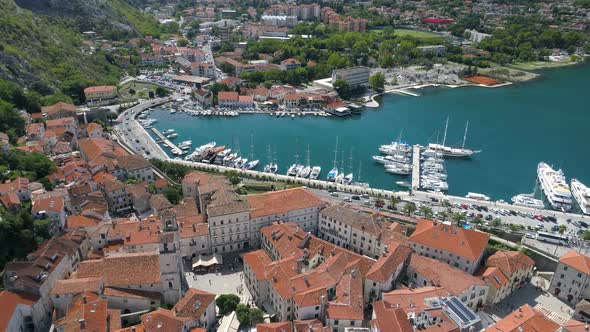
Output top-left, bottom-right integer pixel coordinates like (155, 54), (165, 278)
(333, 137), (339, 168)
(357, 161), (362, 181)
(250, 133), (254, 160)
(306, 145), (311, 167)
(462, 121), (469, 149)
(442, 117), (449, 146)
(348, 148), (353, 173)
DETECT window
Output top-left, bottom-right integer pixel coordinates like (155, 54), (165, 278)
(561, 274), (565, 279)
(334, 320), (339, 325)
(564, 266), (568, 271)
(578, 272), (583, 278)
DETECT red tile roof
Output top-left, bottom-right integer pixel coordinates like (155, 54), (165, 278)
(382, 286), (450, 310)
(484, 304), (560, 332)
(486, 250), (535, 277)
(172, 288), (216, 320)
(371, 301), (413, 332)
(51, 277), (103, 295)
(409, 219), (489, 261)
(477, 266), (509, 290)
(247, 188), (325, 218)
(366, 242), (412, 283)
(257, 322), (293, 332)
(559, 250), (590, 275)
(409, 254), (486, 296)
(218, 91), (238, 101)
(84, 85), (117, 94)
(0, 291), (38, 332)
(76, 252), (161, 287)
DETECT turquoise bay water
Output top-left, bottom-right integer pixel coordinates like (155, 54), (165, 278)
(149, 63), (590, 200)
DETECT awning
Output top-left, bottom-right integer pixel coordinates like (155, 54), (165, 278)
(192, 254), (223, 268)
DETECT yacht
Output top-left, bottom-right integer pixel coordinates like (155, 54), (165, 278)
(298, 166), (311, 178)
(163, 129), (175, 134)
(396, 181), (411, 188)
(465, 192), (490, 201)
(218, 148), (231, 158)
(166, 133), (178, 139)
(235, 158), (248, 169)
(373, 155), (411, 164)
(342, 173), (354, 185)
(335, 173), (345, 183)
(422, 149), (444, 159)
(428, 119), (480, 158)
(385, 164), (411, 175)
(379, 142), (411, 156)
(511, 194), (545, 210)
(310, 166), (321, 180)
(288, 164), (303, 176)
(242, 160), (259, 170)
(537, 162), (573, 211)
(571, 179), (590, 215)
(178, 140), (192, 149)
(223, 153), (237, 165)
(422, 178), (449, 191)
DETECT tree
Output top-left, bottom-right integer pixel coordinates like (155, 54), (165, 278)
(582, 230), (590, 241)
(558, 225), (567, 235)
(438, 211), (449, 221)
(492, 218), (502, 227)
(402, 202), (416, 216)
(163, 187), (182, 205)
(333, 79), (350, 100)
(419, 206), (433, 218)
(156, 87), (170, 98)
(473, 216), (484, 225)
(236, 304), (263, 326)
(177, 39), (189, 47)
(451, 212), (466, 226)
(390, 196), (400, 210)
(216, 294), (240, 315)
(369, 72), (386, 92)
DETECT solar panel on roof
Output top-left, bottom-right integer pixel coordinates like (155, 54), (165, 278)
(449, 297), (477, 321)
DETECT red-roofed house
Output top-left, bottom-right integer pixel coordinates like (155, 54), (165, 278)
(550, 250), (590, 305)
(84, 85), (118, 107)
(281, 58), (302, 71)
(484, 304), (559, 332)
(479, 250), (535, 304)
(31, 196), (66, 235)
(218, 91), (239, 108)
(0, 290), (43, 332)
(408, 219), (489, 274)
(364, 242), (412, 303)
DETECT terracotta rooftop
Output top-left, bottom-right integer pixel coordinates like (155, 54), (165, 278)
(41, 102), (76, 115)
(84, 85), (117, 94)
(51, 277), (103, 295)
(243, 249), (273, 281)
(257, 322), (293, 332)
(76, 252), (161, 287)
(247, 188), (325, 218)
(66, 214), (102, 229)
(409, 254), (486, 296)
(218, 91), (239, 101)
(0, 291), (38, 332)
(54, 291), (121, 332)
(116, 154), (151, 171)
(559, 250), (590, 275)
(477, 266), (510, 290)
(487, 250), (535, 277)
(382, 286), (450, 311)
(409, 219), (489, 261)
(141, 308), (189, 332)
(484, 304), (560, 332)
(172, 288), (216, 320)
(366, 242), (412, 283)
(371, 301), (413, 332)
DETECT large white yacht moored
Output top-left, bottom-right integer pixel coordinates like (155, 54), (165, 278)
(537, 162), (573, 211)
(571, 179), (590, 215)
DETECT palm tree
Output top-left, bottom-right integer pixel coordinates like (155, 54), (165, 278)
(390, 195), (400, 211)
(472, 216), (484, 225)
(419, 206), (433, 218)
(402, 202), (417, 216)
(491, 218), (502, 227)
(451, 212), (466, 227)
(558, 225), (567, 235)
(438, 211), (449, 221)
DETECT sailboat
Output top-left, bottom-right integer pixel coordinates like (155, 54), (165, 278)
(327, 137), (339, 181)
(298, 145), (312, 178)
(428, 118), (481, 158)
(342, 148), (354, 185)
(335, 151), (345, 184)
(352, 161), (369, 188)
(287, 139), (303, 176)
(263, 145), (275, 173)
(242, 134), (259, 170)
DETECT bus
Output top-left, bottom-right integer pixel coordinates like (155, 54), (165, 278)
(536, 231), (569, 245)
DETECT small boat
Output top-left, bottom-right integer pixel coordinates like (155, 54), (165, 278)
(242, 160), (259, 170)
(465, 192), (490, 201)
(235, 158), (247, 168)
(396, 181), (411, 188)
(298, 166), (311, 178)
(218, 149), (232, 158)
(163, 129), (175, 134)
(511, 194), (545, 210)
(342, 173), (353, 185)
(572, 179), (590, 215)
(310, 166), (321, 180)
(166, 133), (178, 139)
(287, 164), (303, 176)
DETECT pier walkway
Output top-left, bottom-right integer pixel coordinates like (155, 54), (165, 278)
(151, 128), (179, 151)
(411, 145), (421, 191)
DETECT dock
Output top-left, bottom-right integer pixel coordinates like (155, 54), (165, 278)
(411, 145), (421, 191)
(388, 89), (421, 97)
(151, 128), (179, 151)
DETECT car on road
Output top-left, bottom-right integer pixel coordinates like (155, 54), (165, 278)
(329, 192), (339, 197)
(343, 197), (352, 202)
(361, 194), (369, 199)
(580, 221), (589, 228)
(363, 200), (372, 206)
(351, 195), (360, 200)
(544, 216), (557, 223)
(535, 223), (544, 229)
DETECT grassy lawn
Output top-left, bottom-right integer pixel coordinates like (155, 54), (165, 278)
(393, 29), (443, 39)
(119, 81), (161, 100)
(508, 57), (579, 71)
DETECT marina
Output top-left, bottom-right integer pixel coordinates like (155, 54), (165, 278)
(134, 63), (589, 212)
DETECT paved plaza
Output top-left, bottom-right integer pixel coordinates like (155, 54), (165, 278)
(185, 253), (252, 304)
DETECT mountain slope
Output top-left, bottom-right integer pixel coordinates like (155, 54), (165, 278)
(0, 0), (159, 98)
